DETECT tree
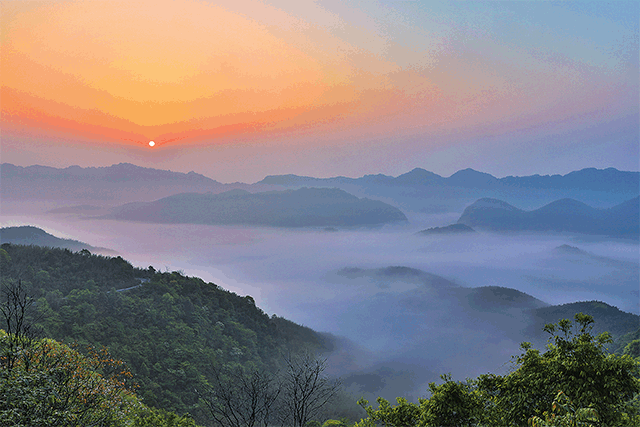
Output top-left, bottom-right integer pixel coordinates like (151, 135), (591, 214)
(528, 390), (599, 427)
(477, 313), (640, 426)
(421, 374), (483, 427)
(0, 333), (136, 427)
(354, 313), (640, 427)
(201, 364), (280, 427)
(278, 351), (342, 427)
(355, 396), (422, 427)
(0, 280), (40, 372)
(355, 376), (482, 427)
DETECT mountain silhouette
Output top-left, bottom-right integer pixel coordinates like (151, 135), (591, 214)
(0, 226), (113, 253)
(457, 197), (639, 237)
(103, 187), (408, 228)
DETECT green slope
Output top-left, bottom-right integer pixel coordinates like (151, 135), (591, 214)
(0, 244), (328, 424)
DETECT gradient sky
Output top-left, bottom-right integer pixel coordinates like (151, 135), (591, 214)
(1, 0), (638, 182)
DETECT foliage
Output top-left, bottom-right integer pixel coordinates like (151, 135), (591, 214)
(0, 243), (330, 424)
(476, 313), (640, 426)
(528, 391), (599, 427)
(355, 396), (422, 427)
(0, 330), (135, 426)
(421, 374), (483, 427)
(322, 418), (350, 427)
(356, 314), (640, 427)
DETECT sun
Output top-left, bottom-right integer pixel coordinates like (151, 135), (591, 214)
(149, 141), (155, 147)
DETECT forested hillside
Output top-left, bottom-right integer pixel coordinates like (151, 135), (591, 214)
(0, 244), (334, 424)
(1, 243), (638, 427)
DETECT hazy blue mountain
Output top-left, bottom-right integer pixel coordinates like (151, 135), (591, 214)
(336, 266), (459, 290)
(500, 167), (640, 193)
(4, 163), (638, 212)
(457, 197), (639, 237)
(466, 286), (548, 311)
(259, 166), (639, 194)
(393, 168), (444, 186)
(331, 264), (636, 400)
(446, 168), (500, 189)
(258, 167), (639, 213)
(0, 162), (228, 202)
(103, 187), (408, 228)
(528, 301), (640, 340)
(0, 226), (113, 253)
(416, 223), (475, 235)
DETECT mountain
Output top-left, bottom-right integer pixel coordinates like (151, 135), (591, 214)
(0, 226), (114, 253)
(528, 301), (640, 340)
(330, 264), (637, 400)
(446, 168), (500, 189)
(0, 162), (228, 202)
(0, 244), (334, 424)
(416, 223), (475, 235)
(102, 187), (408, 228)
(258, 167), (640, 213)
(500, 167), (640, 192)
(258, 167), (639, 193)
(4, 163), (637, 213)
(457, 197), (639, 237)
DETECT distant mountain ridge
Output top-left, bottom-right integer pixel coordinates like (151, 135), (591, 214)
(3, 163), (638, 212)
(1, 163), (219, 183)
(103, 187), (408, 228)
(457, 196), (639, 238)
(1, 162), (229, 202)
(259, 166), (639, 193)
(0, 226), (114, 253)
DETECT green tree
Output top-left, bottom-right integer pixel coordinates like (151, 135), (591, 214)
(528, 390), (599, 427)
(421, 374), (483, 427)
(0, 332), (136, 427)
(355, 396), (422, 427)
(477, 313), (640, 426)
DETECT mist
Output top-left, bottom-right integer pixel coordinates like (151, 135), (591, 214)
(1, 201), (638, 401)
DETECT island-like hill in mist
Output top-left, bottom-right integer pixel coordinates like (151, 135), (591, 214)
(102, 188), (408, 228)
(0, 226), (115, 254)
(3, 163), (638, 213)
(457, 196), (639, 238)
(416, 223), (475, 235)
(320, 263), (639, 399)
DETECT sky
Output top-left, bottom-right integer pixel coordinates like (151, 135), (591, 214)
(1, 0), (638, 183)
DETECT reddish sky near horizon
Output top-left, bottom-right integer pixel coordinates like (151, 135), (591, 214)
(1, 0), (638, 182)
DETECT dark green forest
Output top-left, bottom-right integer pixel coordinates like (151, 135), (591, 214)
(1, 244), (639, 427)
(0, 244), (353, 425)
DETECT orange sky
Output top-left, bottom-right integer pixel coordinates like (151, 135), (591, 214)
(1, 0), (638, 181)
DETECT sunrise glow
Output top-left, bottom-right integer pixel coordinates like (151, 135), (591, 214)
(1, 0), (637, 181)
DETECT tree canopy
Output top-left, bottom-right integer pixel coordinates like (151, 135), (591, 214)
(355, 313), (640, 427)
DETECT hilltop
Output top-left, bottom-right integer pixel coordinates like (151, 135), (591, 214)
(457, 196), (639, 238)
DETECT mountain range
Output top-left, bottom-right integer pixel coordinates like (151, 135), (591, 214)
(3, 163), (638, 213)
(457, 197), (639, 238)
